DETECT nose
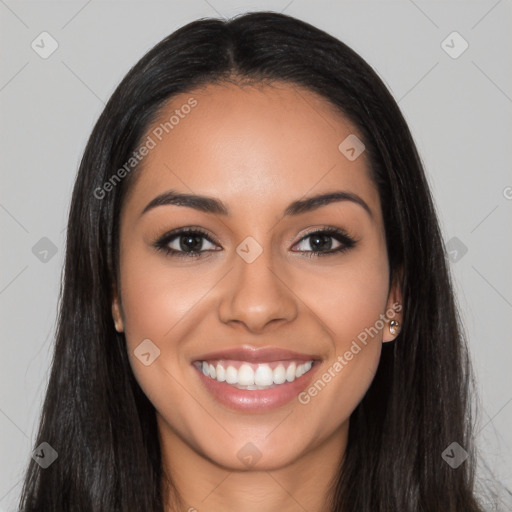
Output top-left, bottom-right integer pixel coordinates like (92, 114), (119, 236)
(218, 244), (298, 333)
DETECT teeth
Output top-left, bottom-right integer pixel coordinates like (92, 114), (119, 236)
(286, 362), (296, 382)
(199, 360), (314, 388)
(255, 364), (273, 386)
(225, 365), (238, 384)
(216, 363), (226, 382)
(273, 365), (287, 385)
(238, 364), (255, 385)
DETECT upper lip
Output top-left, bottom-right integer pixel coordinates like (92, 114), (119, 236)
(192, 345), (321, 364)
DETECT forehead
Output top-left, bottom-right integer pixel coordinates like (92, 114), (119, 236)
(122, 81), (380, 222)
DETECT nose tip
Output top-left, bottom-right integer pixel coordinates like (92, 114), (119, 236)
(217, 248), (298, 332)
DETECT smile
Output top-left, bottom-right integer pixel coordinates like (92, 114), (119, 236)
(192, 357), (320, 412)
(194, 359), (315, 389)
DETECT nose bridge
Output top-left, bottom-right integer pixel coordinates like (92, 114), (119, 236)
(218, 236), (297, 331)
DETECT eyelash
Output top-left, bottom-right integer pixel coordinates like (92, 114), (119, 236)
(153, 226), (357, 259)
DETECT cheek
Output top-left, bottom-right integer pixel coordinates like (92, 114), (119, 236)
(295, 248), (389, 415)
(118, 255), (209, 415)
(119, 252), (208, 345)
(302, 253), (390, 348)
(119, 234), (390, 355)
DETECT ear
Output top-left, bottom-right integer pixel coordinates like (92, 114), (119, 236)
(382, 268), (403, 343)
(111, 283), (125, 333)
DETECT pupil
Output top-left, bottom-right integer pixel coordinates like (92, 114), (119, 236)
(181, 234), (201, 252)
(311, 234), (331, 251)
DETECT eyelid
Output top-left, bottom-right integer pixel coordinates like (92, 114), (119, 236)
(296, 225), (354, 241)
(157, 225), (220, 245)
(155, 225), (354, 245)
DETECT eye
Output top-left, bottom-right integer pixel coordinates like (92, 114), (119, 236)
(153, 226), (357, 259)
(292, 227), (357, 257)
(154, 227), (219, 258)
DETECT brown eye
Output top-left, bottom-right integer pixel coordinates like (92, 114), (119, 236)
(292, 228), (357, 258)
(154, 228), (219, 258)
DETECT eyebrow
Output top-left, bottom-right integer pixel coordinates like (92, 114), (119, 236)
(140, 189), (373, 219)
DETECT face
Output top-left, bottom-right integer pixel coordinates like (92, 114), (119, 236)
(112, 81), (402, 473)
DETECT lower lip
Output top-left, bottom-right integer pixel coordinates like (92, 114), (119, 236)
(193, 362), (320, 412)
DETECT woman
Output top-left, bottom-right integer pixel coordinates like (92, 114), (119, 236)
(18, 11), (489, 511)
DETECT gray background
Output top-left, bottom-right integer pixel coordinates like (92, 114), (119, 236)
(1, 1), (511, 510)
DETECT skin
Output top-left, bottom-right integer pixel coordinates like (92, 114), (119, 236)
(111, 81), (403, 512)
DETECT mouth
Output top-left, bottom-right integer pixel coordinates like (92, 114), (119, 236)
(191, 347), (321, 411)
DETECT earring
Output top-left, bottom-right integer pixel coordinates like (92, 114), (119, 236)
(389, 320), (400, 335)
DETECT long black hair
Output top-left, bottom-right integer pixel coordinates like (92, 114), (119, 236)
(18, 11), (487, 511)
